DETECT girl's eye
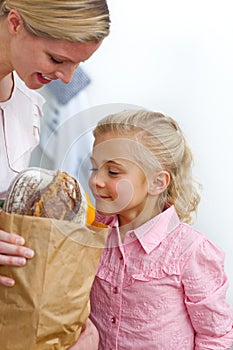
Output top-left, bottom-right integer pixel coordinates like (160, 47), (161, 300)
(50, 56), (63, 64)
(108, 169), (120, 176)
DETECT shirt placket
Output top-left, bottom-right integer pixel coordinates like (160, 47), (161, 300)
(0, 107), (19, 174)
(105, 240), (126, 350)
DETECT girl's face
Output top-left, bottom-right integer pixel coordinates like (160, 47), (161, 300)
(7, 10), (101, 89)
(89, 132), (156, 226)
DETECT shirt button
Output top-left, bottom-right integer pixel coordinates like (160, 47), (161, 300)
(113, 286), (118, 294)
(130, 232), (135, 238)
(111, 317), (116, 324)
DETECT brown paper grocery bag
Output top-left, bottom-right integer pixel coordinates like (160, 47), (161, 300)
(0, 211), (108, 350)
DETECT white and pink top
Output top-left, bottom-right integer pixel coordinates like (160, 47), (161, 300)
(0, 72), (45, 198)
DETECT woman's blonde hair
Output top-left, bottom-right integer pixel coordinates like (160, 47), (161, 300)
(0, 0), (110, 42)
(93, 109), (201, 223)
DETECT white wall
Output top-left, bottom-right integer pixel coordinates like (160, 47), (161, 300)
(82, 0), (233, 303)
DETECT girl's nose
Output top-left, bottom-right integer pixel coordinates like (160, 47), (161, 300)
(91, 171), (105, 188)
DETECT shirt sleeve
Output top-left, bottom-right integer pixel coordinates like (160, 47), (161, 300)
(182, 237), (233, 349)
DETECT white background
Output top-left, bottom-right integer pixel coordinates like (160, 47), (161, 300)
(82, 0), (233, 303)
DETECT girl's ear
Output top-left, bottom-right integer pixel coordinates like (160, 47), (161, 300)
(7, 10), (23, 34)
(148, 171), (170, 196)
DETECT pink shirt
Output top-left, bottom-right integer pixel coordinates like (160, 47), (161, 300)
(0, 72), (45, 198)
(90, 206), (233, 349)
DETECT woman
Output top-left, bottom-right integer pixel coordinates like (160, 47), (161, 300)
(0, 1), (110, 348)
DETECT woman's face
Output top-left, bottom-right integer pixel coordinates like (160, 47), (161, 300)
(7, 11), (101, 89)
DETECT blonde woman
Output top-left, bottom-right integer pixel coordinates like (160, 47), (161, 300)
(0, 0), (109, 198)
(88, 109), (233, 349)
(0, 0), (109, 280)
(0, 2), (110, 349)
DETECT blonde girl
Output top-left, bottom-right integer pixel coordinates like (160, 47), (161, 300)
(88, 109), (233, 350)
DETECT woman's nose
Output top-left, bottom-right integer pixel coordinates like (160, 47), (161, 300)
(55, 64), (78, 84)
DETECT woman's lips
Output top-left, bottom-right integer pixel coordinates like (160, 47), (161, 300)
(37, 73), (53, 85)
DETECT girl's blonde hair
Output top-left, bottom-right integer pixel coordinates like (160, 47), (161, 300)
(93, 109), (201, 223)
(0, 0), (110, 42)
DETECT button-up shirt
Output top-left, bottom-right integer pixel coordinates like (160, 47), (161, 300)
(90, 206), (233, 349)
(0, 72), (45, 198)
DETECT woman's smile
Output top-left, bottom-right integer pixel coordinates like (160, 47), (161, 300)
(36, 73), (54, 85)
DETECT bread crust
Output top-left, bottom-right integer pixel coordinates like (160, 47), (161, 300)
(3, 168), (85, 223)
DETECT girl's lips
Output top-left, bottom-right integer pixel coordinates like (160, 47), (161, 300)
(94, 194), (111, 200)
(37, 73), (53, 85)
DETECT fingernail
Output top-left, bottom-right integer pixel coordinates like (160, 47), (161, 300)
(25, 250), (34, 258)
(6, 279), (15, 287)
(17, 257), (26, 265)
(16, 237), (25, 245)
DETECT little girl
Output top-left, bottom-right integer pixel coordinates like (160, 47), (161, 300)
(88, 109), (233, 349)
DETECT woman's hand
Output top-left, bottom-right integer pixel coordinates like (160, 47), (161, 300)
(0, 229), (34, 287)
(67, 318), (99, 350)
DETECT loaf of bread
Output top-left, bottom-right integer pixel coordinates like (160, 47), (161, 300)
(3, 167), (95, 225)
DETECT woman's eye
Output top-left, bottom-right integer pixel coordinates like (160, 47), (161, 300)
(50, 56), (63, 64)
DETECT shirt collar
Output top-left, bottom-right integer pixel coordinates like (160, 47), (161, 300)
(132, 205), (180, 254)
(98, 206), (180, 252)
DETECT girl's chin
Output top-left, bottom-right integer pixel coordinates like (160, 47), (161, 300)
(96, 207), (116, 216)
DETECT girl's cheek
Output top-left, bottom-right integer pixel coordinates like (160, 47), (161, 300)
(109, 181), (118, 199)
(113, 179), (134, 208)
